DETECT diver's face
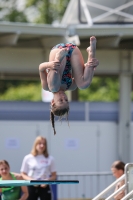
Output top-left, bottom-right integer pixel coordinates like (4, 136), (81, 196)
(111, 167), (124, 178)
(52, 91), (68, 108)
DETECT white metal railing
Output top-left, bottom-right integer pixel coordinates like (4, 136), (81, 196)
(122, 190), (133, 200)
(57, 171), (113, 199)
(57, 166), (133, 200)
(105, 185), (126, 200)
(92, 174), (125, 200)
(58, 171), (112, 176)
(92, 163), (133, 200)
(81, 0), (133, 25)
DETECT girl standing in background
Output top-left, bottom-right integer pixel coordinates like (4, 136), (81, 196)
(20, 136), (56, 200)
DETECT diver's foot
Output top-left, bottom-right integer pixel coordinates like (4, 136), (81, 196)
(86, 36), (96, 59)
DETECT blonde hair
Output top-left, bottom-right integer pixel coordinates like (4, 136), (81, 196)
(31, 136), (49, 157)
(50, 105), (69, 135)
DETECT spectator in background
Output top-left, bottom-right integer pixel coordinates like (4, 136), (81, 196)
(0, 160), (28, 200)
(20, 136), (56, 200)
(111, 160), (125, 200)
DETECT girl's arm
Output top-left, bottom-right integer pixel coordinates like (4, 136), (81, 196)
(39, 47), (68, 92)
(68, 78), (77, 91)
(43, 49), (64, 92)
(39, 61), (61, 72)
(12, 172), (23, 179)
(14, 175), (29, 200)
(21, 172), (33, 181)
(39, 61), (61, 91)
(39, 62), (51, 91)
(19, 186), (28, 200)
(114, 190), (125, 200)
(39, 69), (49, 91)
(48, 171), (56, 181)
(114, 181), (125, 200)
(40, 171), (56, 188)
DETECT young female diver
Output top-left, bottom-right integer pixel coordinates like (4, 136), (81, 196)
(39, 36), (99, 134)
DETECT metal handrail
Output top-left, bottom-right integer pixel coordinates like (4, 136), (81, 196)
(57, 171), (113, 199)
(122, 190), (133, 200)
(58, 171), (112, 176)
(105, 184), (126, 200)
(92, 174), (125, 200)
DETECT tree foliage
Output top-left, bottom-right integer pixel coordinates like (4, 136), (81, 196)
(25, 0), (70, 24)
(0, 0), (28, 22)
(79, 76), (120, 102)
(0, 77), (122, 102)
(0, 80), (41, 101)
(4, 9), (28, 22)
(0, 0), (70, 24)
(1, 77), (133, 102)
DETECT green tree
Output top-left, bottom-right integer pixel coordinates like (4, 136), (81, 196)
(79, 76), (120, 102)
(2, 77), (133, 102)
(0, 80), (41, 101)
(25, 0), (70, 24)
(0, 0), (28, 22)
(0, 77), (121, 102)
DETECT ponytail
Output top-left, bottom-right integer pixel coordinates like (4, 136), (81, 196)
(50, 111), (56, 135)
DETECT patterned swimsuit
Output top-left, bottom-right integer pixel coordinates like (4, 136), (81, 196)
(52, 43), (76, 90)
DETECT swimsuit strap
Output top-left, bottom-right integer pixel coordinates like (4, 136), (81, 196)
(0, 173), (16, 192)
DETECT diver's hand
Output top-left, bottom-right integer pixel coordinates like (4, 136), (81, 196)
(85, 58), (99, 70)
(48, 61), (61, 71)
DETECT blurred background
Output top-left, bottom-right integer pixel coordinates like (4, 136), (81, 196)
(0, 0), (133, 199)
